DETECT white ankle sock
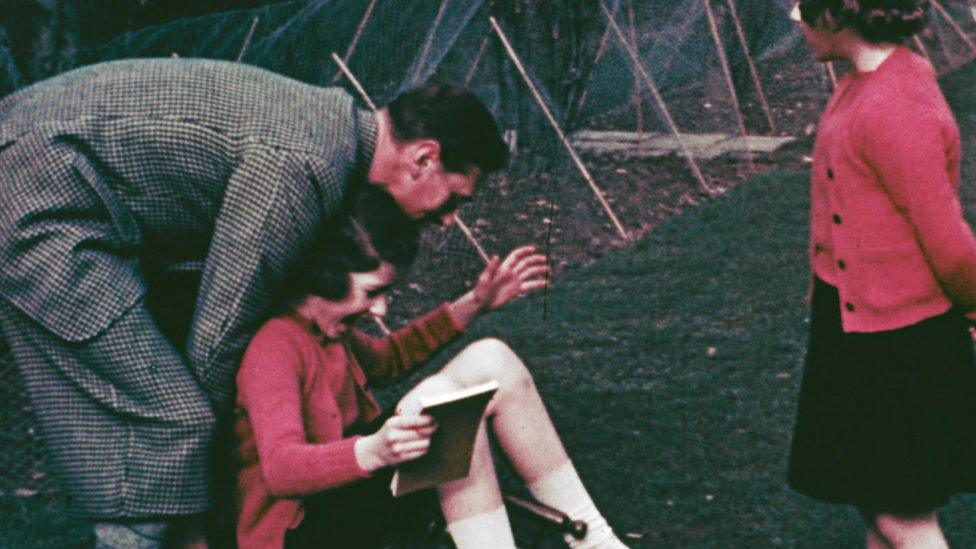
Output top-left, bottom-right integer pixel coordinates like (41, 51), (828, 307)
(445, 505), (517, 549)
(527, 462), (628, 548)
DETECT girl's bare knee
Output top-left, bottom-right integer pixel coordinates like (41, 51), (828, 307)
(465, 338), (531, 387)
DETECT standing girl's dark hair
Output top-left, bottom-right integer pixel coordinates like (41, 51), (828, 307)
(796, 0), (929, 42)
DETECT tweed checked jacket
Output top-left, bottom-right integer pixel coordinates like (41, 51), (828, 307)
(0, 58), (376, 516)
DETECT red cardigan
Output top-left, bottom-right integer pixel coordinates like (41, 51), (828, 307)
(809, 46), (976, 332)
(233, 305), (463, 548)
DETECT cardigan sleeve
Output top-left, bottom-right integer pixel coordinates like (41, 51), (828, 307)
(237, 321), (371, 497)
(345, 303), (464, 387)
(859, 99), (976, 311)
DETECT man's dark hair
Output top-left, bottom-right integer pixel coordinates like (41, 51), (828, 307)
(387, 83), (508, 174)
(798, 0), (929, 43)
(279, 186), (420, 311)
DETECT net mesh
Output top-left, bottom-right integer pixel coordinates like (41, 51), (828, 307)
(2, 0), (976, 539)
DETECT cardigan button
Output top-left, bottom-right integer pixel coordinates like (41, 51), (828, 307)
(832, 214), (842, 224)
(827, 168), (835, 179)
(837, 259), (846, 270)
(845, 302), (855, 312)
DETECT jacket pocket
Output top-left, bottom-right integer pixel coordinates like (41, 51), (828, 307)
(0, 147), (145, 342)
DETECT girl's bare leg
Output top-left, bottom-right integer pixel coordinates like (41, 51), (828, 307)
(398, 338), (625, 548)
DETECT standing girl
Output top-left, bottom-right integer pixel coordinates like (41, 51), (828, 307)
(787, 1), (976, 547)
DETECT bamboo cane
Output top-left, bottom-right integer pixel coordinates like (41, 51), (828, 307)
(597, 2), (713, 194)
(373, 315), (391, 334)
(572, 22), (614, 117)
(331, 53), (377, 111)
(704, 0), (755, 171)
(331, 0), (379, 84)
(464, 32), (491, 86)
(412, 0), (451, 86)
(912, 35), (932, 62)
(930, 0), (976, 56)
(236, 16), (260, 62)
(725, 0), (776, 134)
(454, 216), (491, 263)
(627, 0), (643, 139)
(489, 16), (630, 239)
(331, 52), (492, 263)
(826, 61), (838, 89)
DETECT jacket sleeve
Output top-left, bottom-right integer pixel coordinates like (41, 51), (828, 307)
(860, 100), (976, 311)
(237, 322), (371, 497)
(187, 147), (345, 409)
(346, 303), (463, 387)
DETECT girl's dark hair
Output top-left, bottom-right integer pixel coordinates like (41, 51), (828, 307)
(387, 83), (508, 174)
(798, 0), (929, 43)
(279, 186), (420, 311)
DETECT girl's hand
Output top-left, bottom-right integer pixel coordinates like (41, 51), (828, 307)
(473, 245), (549, 311)
(355, 414), (437, 472)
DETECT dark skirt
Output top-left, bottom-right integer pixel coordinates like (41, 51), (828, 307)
(284, 410), (443, 549)
(788, 278), (976, 514)
(283, 471), (442, 549)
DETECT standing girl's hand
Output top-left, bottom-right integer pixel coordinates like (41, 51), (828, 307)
(473, 245), (549, 311)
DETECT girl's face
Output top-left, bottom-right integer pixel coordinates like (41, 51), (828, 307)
(298, 261), (396, 339)
(791, 1), (846, 62)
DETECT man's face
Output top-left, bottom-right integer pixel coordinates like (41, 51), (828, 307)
(389, 159), (480, 226)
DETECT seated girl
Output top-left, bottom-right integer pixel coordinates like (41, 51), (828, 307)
(233, 192), (627, 549)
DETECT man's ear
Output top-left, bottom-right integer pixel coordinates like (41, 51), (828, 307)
(411, 139), (441, 171)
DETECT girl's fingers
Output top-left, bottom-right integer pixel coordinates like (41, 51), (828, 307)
(518, 265), (549, 281)
(392, 439), (431, 455)
(512, 253), (548, 273)
(500, 245), (535, 271)
(520, 279), (549, 293)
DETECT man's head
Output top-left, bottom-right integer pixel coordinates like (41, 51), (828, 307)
(368, 83), (507, 225)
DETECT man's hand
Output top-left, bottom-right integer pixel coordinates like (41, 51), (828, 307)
(473, 245), (549, 311)
(354, 414), (437, 472)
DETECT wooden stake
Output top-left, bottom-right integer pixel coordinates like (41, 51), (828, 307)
(573, 22), (614, 117)
(236, 16), (260, 62)
(331, 0), (379, 84)
(725, 0), (776, 135)
(703, 0), (755, 171)
(598, 2), (713, 194)
(412, 0), (451, 86)
(930, 0), (976, 56)
(489, 16), (630, 239)
(331, 52), (492, 264)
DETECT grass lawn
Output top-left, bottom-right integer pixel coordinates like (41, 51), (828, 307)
(7, 62), (976, 548)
